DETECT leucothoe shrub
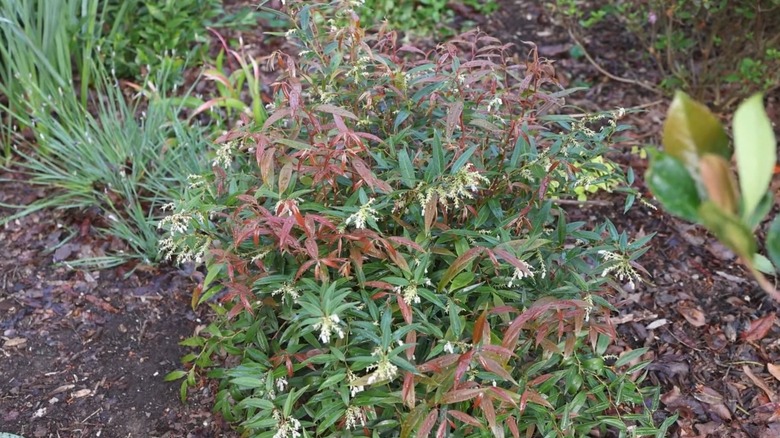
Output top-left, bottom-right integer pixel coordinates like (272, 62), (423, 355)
(163, 1), (671, 436)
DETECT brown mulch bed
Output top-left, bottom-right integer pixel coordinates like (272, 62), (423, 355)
(3, 1), (780, 437)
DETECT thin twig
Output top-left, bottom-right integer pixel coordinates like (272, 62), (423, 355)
(567, 28), (662, 95)
(552, 199), (615, 207)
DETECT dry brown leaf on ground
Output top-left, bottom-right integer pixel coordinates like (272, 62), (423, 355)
(744, 365), (778, 403)
(2, 337), (27, 348)
(742, 313), (777, 342)
(677, 301), (707, 327)
(768, 363), (780, 382)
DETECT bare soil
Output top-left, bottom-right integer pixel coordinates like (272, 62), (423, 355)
(3, 1), (780, 437)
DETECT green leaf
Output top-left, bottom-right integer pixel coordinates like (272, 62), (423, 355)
(663, 91), (730, 168)
(437, 247), (484, 292)
(645, 150), (701, 222)
(698, 201), (757, 261)
(733, 93), (776, 221)
(614, 347), (649, 368)
(398, 148), (416, 188)
(230, 377), (265, 388)
(766, 215), (780, 273)
(164, 370), (187, 381)
(754, 253), (775, 275)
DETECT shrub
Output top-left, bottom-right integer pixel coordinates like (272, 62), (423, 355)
(554, 0), (780, 106)
(164, 2), (671, 436)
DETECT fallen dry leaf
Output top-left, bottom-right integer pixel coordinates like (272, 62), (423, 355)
(742, 312), (776, 342)
(677, 301), (706, 327)
(3, 337), (27, 348)
(768, 363), (780, 382)
(744, 365), (777, 403)
(71, 389), (92, 398)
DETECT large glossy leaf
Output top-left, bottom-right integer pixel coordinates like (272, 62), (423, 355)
(699, 154), (739, 214)
(645, 150), (701, 222)
(663, 91), (730, 169)
(698, 201), (757, 261)
(733, 93), (776, 221)
(766, 215), (780, 274)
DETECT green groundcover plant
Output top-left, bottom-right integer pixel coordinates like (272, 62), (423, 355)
(163, 1), (673, 436)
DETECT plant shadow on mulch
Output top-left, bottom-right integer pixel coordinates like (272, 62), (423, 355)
(3, 1), (780, 437)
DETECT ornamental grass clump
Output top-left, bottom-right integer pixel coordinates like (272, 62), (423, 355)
(163, 1), (671, 436)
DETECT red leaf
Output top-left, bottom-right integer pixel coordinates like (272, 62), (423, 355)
(446, 101), (463, 138)
(487, 386), (519, 407)
(402, 372), (416, 409)
(492, 248), (531, 275)
(507, 416), (520, 438)
(418, 354), (460, 373)
(424, 194), (438, 234)
(472, 308), (488, 345)
(387, 236), (425, 252)
(743, 312), (777, 342)
(479, 345), (517, 360)
(314, 104), (359, 120)
(398, 294), (413, 324)
(454, 350), (475, 389)
(438, 247), (485, 292)
(364, 281), (395, 290)
(440, 387), (484, 404)
(352, 158), (392, 193)
(262, 108), (293, 131)
(405, 331), (417, 360)
(448, 410), (482, 427)
(478, 355), (516, 384)
(480, 397), (500, 438)
(417, 409), (438, 438)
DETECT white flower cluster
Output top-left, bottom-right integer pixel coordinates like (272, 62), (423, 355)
(276, 377), (288, 392)
(347, 370), (364, 398)
(212, 140), (238, 168)
(313, 314), (345, 344)
(158, 204), (211, 264)
(486, 96), (503, 112)
(506, 261), (535, 288)
(272, 410), (302, 438)
(272, 283), (300, 303)
(416, 164), (489, 210)
(366, 347), (399, 385)
(345, 199), (379, 230)
(395, 282), (420, 305)
(345, 405), (366, 430)
(598, 250), (643, 289)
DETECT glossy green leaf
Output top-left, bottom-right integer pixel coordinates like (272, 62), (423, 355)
(766, 215), (780, 273)
(753, 253), (775, 275)
(733, 93), (776, 220)
(645, 150), (701, 222)
(663, 91), (730, 169)
(698, 201), (756, 261)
